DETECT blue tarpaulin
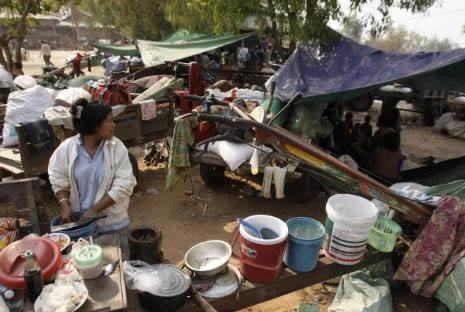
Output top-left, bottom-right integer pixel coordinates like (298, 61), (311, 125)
(268, 32), (465, 103)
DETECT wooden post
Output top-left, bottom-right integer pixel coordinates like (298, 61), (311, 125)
(15, 124), (33, 177)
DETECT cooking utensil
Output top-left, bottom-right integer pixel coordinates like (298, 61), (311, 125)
(238, 219), (262, 238)
(135, 264), (191, 312)
(42, 233), (71, 252)
(0, 237), (62, 289)
(197, 265), (239, 299)
(260, 227), (279, 239)
(50, 213), (97, 239)
(238, 218), (279, 239)
(184, 240), (232, 277)
(51, 215), (107, 233)
(102, 261), (119, 276)
(193, 292), (218, 312)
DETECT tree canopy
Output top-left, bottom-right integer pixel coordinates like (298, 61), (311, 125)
(165, 0), (440, 52)
(0, 0), (68, 70)
(366, 26), (457, 53)
(79, 0), (173, 41)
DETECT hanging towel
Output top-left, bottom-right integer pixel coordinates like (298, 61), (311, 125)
(139, 100), (157, 121)
(165, 116), (198, 190)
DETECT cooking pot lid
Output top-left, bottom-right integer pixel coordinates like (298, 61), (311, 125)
(144, 264), (191, 297)
(197, 266), (238, 298)
(0, 237), (62, 289)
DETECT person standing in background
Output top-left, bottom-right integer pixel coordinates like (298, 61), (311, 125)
(40, 41), (53, 66)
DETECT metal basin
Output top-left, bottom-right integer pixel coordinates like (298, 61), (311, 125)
(184, 240), (232, 277)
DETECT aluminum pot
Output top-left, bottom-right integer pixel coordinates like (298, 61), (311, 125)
(134, 264), (191, 312)
(184, 240), (232, 277)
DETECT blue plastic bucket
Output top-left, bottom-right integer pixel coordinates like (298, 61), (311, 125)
(284, 217), (325, 272)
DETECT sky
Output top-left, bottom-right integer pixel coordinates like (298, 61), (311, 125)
(333, 0), (465, 47)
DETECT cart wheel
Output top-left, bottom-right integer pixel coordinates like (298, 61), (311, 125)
(294, 171), (313, 203)
(347, 94), (374, 111)
(129, 153), (140, 182)
(423, 100), (442, 126)
(200, 164), (225, 186)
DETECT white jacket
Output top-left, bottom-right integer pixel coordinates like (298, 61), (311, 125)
(48, 135), (137, 228)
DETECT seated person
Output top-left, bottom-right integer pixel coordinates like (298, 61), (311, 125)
(361, 115), (373, 138)
(209, 73), (245, 92)
(48, 100), (137, 238)
(13, 62), (24, 77)
(334, 112), (353, 153)
(368, 130), (402, 182)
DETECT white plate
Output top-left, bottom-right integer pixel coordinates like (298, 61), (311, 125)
(34, 280), (88, 312)
(197, 267), (239, 299)
(42, 233), (71, 252)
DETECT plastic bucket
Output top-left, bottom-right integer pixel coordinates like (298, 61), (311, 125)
(323, 194), (378, 265)
(238, 215), (288, 283)
(284, 217), (325, 272)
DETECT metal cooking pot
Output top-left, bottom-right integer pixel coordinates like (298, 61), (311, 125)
(50, 213), (97, 240)
(136, 264), (191, 312)
(184, 240), (232, 277)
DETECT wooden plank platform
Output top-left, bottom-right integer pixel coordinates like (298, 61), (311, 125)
(0, 147), (24, 175)
(177, 251), (390, 312)
(128, 249), (390, 312)
(24, 233), (127, 312)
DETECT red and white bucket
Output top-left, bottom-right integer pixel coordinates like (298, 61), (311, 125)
(237, 215), (288, 283)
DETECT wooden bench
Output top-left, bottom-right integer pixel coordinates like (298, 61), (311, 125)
(0, 177), (48, 235)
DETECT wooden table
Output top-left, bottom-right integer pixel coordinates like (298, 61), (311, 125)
(128, 249), (390, 312)
(25, 233), (128, 312)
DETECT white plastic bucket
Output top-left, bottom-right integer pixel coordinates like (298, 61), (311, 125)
(323, 194), (378, 265)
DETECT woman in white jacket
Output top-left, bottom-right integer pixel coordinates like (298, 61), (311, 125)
(48, 100), (137, 234)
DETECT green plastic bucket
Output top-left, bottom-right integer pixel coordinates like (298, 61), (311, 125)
(368, 216), (401, 252)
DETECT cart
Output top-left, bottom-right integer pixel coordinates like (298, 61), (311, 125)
(0, 97), (175, 180)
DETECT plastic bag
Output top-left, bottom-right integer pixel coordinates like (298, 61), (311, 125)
(0, 66), (14, 90)
(435, 257), (465, 312)
(287, 103), (327, 140)
(123, 260), (163, 295)
(55, 88), (92, 106)
(207, 141), (255, 171)
(328, 270), (392, 312)
(13, 75), (37, 90)
(3, 85), (54, 147)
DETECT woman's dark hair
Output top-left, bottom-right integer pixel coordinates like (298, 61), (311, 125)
(381, 130), (401, 152)
(71, 100), (112, 135)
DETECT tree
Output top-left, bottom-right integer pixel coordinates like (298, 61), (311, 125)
(79, 0), (173, 41)
(367, 26), (457, 53)
(341, 16), (364, 42)
(165, 0), (440, 55)
(0, 0), (67, 71)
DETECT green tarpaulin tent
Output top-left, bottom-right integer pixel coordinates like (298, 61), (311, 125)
(94, 43), (140, 57)
(138, 31), (256, 67)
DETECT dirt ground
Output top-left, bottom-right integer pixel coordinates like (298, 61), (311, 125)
(127, 100), (463, 312)
(22, 49), (104, 76)
(22, 51), (465, 311)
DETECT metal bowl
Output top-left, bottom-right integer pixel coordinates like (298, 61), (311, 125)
(50, 213), (97, 240)
(184, 240), (232, 277)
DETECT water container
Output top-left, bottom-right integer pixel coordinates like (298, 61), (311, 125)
(323, 194), (378, 265)
(238, 215), (288, 283)
(284, 217), (325, 272)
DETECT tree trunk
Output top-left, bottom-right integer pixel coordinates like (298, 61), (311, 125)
(14, 0), (34, 65)
(0, 48), (7, 68)
(266, 0), (281, 61)
(1, 42), (14, 72)
(70, 1), (81, 48)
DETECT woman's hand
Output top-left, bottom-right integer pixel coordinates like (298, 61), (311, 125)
(80, 208), (97, 221)
(61, 201), (73, 223)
